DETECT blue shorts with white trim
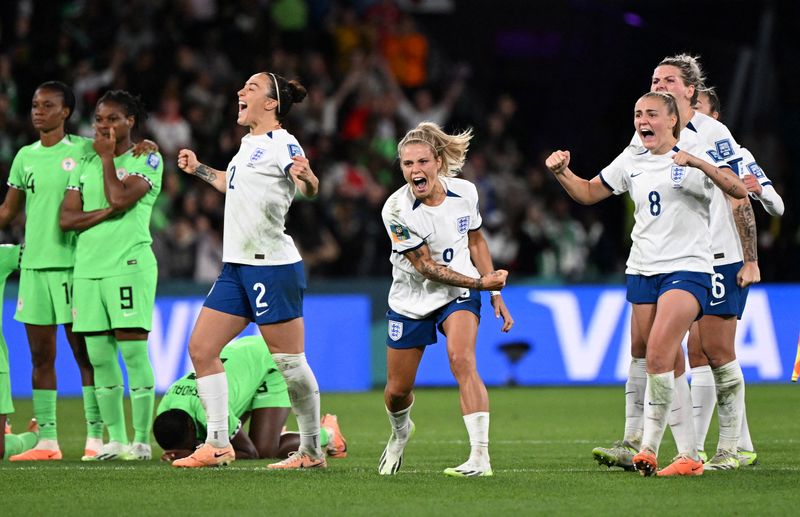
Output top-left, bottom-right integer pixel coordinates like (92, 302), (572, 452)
(386, 289), (481, 349)
(626, 271), (711, 320)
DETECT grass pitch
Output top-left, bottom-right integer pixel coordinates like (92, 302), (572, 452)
(1, 385), (798, 516)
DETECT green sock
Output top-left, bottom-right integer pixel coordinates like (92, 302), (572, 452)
(86, 334), (128, 444)
(319, 426), (330, 448)
(82, 386), (103, 439)
(4, 432), (38, 459)
(119, 340), (154, 444)
(32, 389), (57, 441)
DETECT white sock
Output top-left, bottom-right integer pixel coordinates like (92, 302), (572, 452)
(669, 373), (699, 459)
(623, 358), (647, 447)
(85, 437), (103, 452)
(689, 365), (716, 453)
(712, 360), (745, 453)
(463, 412), (490, 466)
(35, 439), (60, 450)
(641, 371), (675, 456)
(386, 401), (413, 439)
(738, 408), (755, 452)
(274, 353), (321, 456)
(197, 372), (229, 447)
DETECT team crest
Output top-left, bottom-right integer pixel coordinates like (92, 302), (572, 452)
(16, 297), (23, 311)
(388, 320), (403, 341)
(456, 216), (470, 235)
(250, 148), (266, 162)
(714, 139), (734, 160)
(288, 144), (303, 157)
(146, 152), (160, 170)
(62, 157), (77, 171)
(747, 162), (765, 178)
(116, 167), (129, 180)
(390, 224), (410, 243)
(670, 165), (686, 187)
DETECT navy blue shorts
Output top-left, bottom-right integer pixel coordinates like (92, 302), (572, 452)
(626, 271), (711, 320)
(204, 262), (306, 325)
(386, 289), (482, 349)
(706, 261), (749, 319)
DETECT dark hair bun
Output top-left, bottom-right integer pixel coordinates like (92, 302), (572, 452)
(287, 80), (307, 104)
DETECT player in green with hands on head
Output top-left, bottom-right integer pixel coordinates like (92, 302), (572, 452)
(3, 81), (156, 461)
(60, 90), (163, 461)
(154, 335), (347, 461)
(0, 244), (41, 460)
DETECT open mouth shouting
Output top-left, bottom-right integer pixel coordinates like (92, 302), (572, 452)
(638, 127), (655, 145)
(411, 175), (428, 194)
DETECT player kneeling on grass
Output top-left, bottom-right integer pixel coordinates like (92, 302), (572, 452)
(0, 244), (41, 460)
(155, 336), (346, 464)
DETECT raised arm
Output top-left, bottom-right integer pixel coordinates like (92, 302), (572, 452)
(743, 174), (784, 217)
(59, 189), (115, 232)
(672, 151), (747, 199)
(288, 155), (319, 198)
(468, 229), (514, 332)
(178, 149), (227, 193)
(404, 242), (507, 291)
(545, 150), (613, 205)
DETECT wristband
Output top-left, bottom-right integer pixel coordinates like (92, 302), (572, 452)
(490, 291), (501, 297)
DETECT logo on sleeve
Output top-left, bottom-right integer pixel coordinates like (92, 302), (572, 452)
(146, 152), (160, 170)
(116, 168), (129, 180)
(706, 149), (723, 162)
(746, 162), (765, 178)
(670, 165), (686, 188)
(714, 139), (734, 160)
(388, 320), (403, 341)
(390, 224), (411, 242)
(62, 157), (77, 171)
(288, 144), (303, 157)
(250, 148), (265, 161)
(456, 216), (470, 235)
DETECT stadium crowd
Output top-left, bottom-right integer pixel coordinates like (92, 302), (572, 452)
(0, 0), (792, 284)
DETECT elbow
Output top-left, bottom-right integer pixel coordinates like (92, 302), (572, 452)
(59, 214), (74, 232)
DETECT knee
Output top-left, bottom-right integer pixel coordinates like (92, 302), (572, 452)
(384, 383), (412, 407)
(448, 352), (476, 380)
(30, 343), (56, 369)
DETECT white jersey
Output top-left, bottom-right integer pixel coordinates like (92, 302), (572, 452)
(631, 112), (746, 267)
(222, 130), (303, 266)
(382, 176), (482, 319)
(600, 142), (716, 276)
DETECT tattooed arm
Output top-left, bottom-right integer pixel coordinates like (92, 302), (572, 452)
(403, 243), (507, 291)
(731, 196), (761, 287)
(177, 149), (227, 193)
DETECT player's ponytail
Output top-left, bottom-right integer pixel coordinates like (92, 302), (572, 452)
(398, 122), (473, 178)
(264, 72), (306, 122)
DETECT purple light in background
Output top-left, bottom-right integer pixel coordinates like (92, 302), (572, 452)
(623, 12), (644, 28)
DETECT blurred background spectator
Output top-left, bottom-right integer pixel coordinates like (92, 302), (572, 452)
(0, 0), (797, 284)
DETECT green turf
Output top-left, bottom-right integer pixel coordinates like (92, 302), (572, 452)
(1, 385), (798, 515)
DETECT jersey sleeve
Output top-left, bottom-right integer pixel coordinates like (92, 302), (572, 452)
(127, 152), (163, 190)
(66, 157), (86, 192)
(739, 147), (771, 185)
(598, 150), (630, 195)
(702, 120), (744, 173)
(8, 148), (26, 190)
(381, 194), (424, 254)
(465, 181), (483, 230)
(276, 135), (305, 176)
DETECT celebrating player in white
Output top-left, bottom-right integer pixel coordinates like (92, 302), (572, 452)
(174, 72), (325, 469)
(379, 122), (513, 478)
(546, 91), (747, 476)
(685, 86), (784, 469)
(592, 54), (765, 473)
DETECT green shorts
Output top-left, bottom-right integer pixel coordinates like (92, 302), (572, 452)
(249, 368), (291, 411)
(72, 267), (157, 332)
(15, 268), (74, 325)
(0, 372), (13, 415)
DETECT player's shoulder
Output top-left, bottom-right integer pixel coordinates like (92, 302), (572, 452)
(442, 176), (477, 197)
(382, 185), (415, 221)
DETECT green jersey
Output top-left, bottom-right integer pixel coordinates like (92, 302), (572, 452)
(8, 135), (93, 269)
(156, 336), (280, 441)
(68, 149), (163, 279)
(0, 245), (20, 373)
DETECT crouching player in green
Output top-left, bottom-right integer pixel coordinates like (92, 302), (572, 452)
(0, 244), (40, 459)
(155, 336), (347, 463)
